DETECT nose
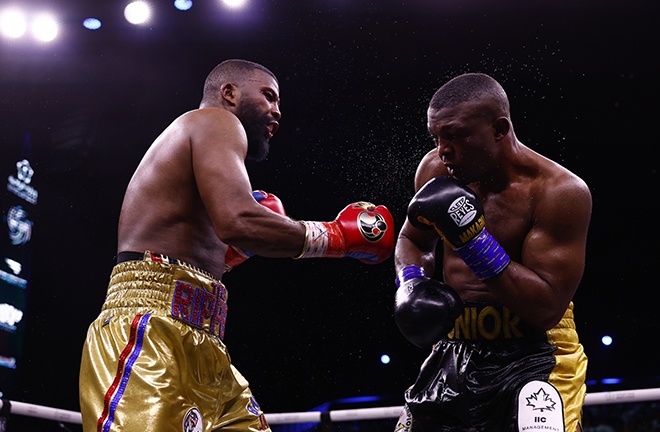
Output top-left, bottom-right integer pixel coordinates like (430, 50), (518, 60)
(271, 104), (281, 121)
(436, 140), (452, 162)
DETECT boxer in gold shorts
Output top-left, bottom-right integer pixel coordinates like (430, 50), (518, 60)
(79, 59), (395, 432)
(80, 252), (270, 432)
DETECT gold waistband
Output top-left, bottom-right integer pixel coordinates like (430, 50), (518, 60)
(104, 259), (228, 339)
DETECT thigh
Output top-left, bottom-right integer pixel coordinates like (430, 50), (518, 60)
(81, 312), (189, 432)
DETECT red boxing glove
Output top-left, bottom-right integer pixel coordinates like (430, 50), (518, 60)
(224, 190), (286, 272)
(294, 202), (394, 264)
(251, 190), (286, 215)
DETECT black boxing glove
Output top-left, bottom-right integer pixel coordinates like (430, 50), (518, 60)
(394, 265), (463, 348)
(407, 176), (510, 280)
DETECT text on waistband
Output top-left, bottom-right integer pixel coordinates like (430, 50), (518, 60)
(448, 305), (523, 340)
(171, 280), (228, 339)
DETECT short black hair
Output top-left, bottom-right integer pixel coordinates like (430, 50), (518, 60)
(429, 73), (509, 116)
(201, 59), (278, 106)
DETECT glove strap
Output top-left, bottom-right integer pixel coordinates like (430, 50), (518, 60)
(454, 229), (510, 280)
(395, 265), (427, 288)
(293, 221), (346, 259)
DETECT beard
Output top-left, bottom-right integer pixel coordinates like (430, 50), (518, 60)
(235, 98), (271, 162)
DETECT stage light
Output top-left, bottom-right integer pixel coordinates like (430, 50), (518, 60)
(83, 18), (102, 30)
(0, 8), (27, 38)
(124, 1), (151, 25)
(601, 335), (612, 346)
(222, 0), (247, 9)
(380, 354), (390, 365)
(174, 0), (193, 11)
(31, 14), (58, 42)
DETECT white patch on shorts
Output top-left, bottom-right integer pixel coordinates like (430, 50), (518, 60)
(182, 407), (203, 432)
(394, 404), (413, 432)
(518, 381), (565, 431)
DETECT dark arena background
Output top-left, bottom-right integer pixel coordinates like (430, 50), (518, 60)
(0, 0), (658, 430)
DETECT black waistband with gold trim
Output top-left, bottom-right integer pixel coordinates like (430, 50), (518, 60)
(116, 250), (218, 280)
(446, 302), (545, 342)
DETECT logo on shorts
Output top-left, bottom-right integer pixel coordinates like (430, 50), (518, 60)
(182, 407), (203, 432)
(525, 387), (557, 412)
(246, 397), (270, 431)
(394, 405), (413, 432)
(518, 381), (564, 431)
(246, 397), (261, 416)
(358, 210), (388, 242)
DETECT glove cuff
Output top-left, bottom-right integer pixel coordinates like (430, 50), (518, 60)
(395, 265), (427, 288)
(293, 221), (346, 259)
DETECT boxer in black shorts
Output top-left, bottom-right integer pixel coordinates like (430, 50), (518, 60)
(393, 73), (590, 431)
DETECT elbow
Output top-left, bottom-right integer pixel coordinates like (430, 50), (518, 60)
(214, 209), (258, 246)
(530, 308), (568, 332)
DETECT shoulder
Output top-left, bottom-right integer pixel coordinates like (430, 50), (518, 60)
(178, 108), (247, 150)
(178, 108), (242, 131)
(414, 149), (449, 191)
(532, 154), (592, 220)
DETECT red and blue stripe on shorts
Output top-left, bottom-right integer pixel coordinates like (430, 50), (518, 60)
(96, 313), (151, 432)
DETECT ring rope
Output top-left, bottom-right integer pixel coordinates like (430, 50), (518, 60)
(1, 387), (659, 425)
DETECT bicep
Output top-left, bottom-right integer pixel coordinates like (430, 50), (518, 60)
(522, 181), (592, 300)
(189, 114), (254, 234)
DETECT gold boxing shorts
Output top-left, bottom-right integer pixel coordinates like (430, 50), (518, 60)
(79, 251), (270, 432)
(396, 301), (587, 432)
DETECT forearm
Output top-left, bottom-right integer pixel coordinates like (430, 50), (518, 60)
(220, 213), (306, 257)
(485, 261), (573, 330)
(394, 226), (439, 276)
(223, 201), (395, 264)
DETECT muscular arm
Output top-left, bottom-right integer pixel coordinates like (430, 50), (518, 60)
(394, 150), (445, 277)
(190, 108), (305, 257)
(486, 176), (592, 329)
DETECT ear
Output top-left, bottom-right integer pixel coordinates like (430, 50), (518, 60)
(492, 117), (511, 140)
(221, 83), (237, 106)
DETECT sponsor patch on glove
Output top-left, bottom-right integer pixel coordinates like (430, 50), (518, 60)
(357, 209), (389, 242)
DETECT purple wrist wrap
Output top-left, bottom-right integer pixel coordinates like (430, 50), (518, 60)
(395, 265), (427, 288)
(454, 229), (510, 280)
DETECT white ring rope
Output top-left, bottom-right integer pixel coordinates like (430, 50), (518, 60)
(0, 399), (82, 424)
(1, 387), (659, 425)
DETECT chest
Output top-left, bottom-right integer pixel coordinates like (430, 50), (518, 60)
(477, 186), (536, 259)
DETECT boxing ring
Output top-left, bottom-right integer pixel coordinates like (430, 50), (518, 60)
(1, 387), (659, 430)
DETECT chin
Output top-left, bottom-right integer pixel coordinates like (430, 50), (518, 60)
(246, 139), (270, 162)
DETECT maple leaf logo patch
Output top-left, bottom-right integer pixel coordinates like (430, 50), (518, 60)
(525, 387), (557, 412)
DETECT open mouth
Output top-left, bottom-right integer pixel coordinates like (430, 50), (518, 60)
(267, 121), (279, 138)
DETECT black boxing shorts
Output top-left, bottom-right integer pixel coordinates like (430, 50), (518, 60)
(395, 301), (587, 432)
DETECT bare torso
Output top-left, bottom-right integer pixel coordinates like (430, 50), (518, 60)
(415, 145), (586, 304)
(117, 111), (229, 277)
